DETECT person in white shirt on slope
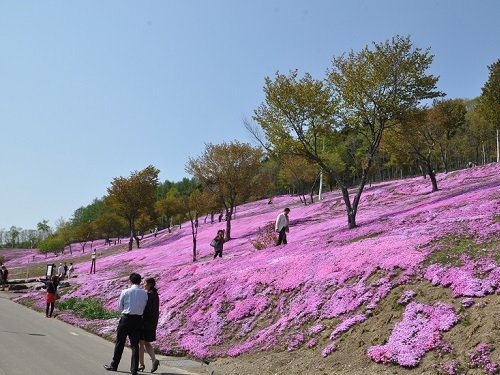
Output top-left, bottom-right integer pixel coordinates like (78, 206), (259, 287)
(275, 207), (291, 246)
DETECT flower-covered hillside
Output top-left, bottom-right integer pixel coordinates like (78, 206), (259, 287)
(11, 163), (500, 374)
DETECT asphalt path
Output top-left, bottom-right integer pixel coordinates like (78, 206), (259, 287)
(0, 292), (207, 375)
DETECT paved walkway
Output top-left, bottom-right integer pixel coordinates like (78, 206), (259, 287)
(0, 291), (211, 375)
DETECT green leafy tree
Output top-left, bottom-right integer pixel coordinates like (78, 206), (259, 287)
(181, 189), (213, 262)
(94, 212), (127, 244)
(280, 156), (319, 205)
(106, 165), (160, 250)
(431, 99), (467, 172)
(155, 189), (184, 232)
(72, 198), (106, 227)
(38, 236), (66, 257)
(37, 219), (51, 240)
(253, 35), (442, 228)
(186, 141), (263, 240)
(6, 226), (20, 248)
(385, 109), (442, 191)
(74, 221), (98, 252)
(479, 59), (500, 162)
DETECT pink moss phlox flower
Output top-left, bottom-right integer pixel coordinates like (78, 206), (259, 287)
(397, 290), (416, 305)
(439, 359), (459, 375)
(321, 342), (337, 358)
(308, 324), (325, 335)
(286, 333), (305, 351)
(424, 259), (498, 297)
(461, 297), (474, 308)
(468, 343), (499, 374)
(307, 338), (318, 348)
(367, 302), (458, 367)
(329, 313), (366, 340)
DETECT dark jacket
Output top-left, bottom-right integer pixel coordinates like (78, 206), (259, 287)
(143, 289), (160, 327)
(47, 281), (58, 294)
(213, 236), (224, 252)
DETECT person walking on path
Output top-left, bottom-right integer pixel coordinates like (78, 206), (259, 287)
(90, 249), (97, 274)
(104, 273), (148, 375)
(275, 208), (290, 246)
(211, 230), (225, 259)
(45, 275), (59, 317)
(138, 278), (160, 373)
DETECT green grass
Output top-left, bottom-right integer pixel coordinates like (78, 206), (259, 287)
(349, 231), (384, 243)
(424, 235), (500, 266)
(57, 297), (120, 320)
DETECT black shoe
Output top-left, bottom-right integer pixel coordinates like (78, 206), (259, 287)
(151, 359), (160, 373)
(103, 364), (117, 371)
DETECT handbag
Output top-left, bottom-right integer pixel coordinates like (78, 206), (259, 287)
(210, 239), (218, 247)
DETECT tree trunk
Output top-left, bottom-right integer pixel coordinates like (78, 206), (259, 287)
(191, 219), (197, 262)
(128, 219), (134, 250)
(427, 164), (439, 192)
(225, 207), (233, 241)
(340, 187), (356, 229)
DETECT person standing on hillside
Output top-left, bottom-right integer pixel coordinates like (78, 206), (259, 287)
(275, 208), (290, 246)
(57, 263), (65, 280)
(211, 230), (225, 259)
(67, 263), (74, 278)
(104, 273), (148, 375)
(90, 249), (97, 274)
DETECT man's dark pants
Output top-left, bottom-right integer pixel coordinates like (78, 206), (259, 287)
(276, 227), (288, 245)
(111, 314), (142, 373)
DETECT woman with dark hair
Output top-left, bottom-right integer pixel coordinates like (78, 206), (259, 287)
(138, 277), (160, 373)
(45, 275), (59, 317)
(212, 229), (225, 259)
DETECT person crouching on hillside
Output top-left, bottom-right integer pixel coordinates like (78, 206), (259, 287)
(212, 230), (225, 259)
(275, 208), (290, 246)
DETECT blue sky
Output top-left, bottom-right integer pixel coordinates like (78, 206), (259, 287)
(1, 0), (499, 230)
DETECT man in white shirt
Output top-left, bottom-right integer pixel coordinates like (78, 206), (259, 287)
(57, 263), (65, 280)
(275, 207), (290, 246)
(104, 273), (148, 375)
(90, 249), (97, 274)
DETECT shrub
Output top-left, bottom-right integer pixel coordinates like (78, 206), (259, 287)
(251, 222), (278, 250)
(58, 297), (120, 320)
